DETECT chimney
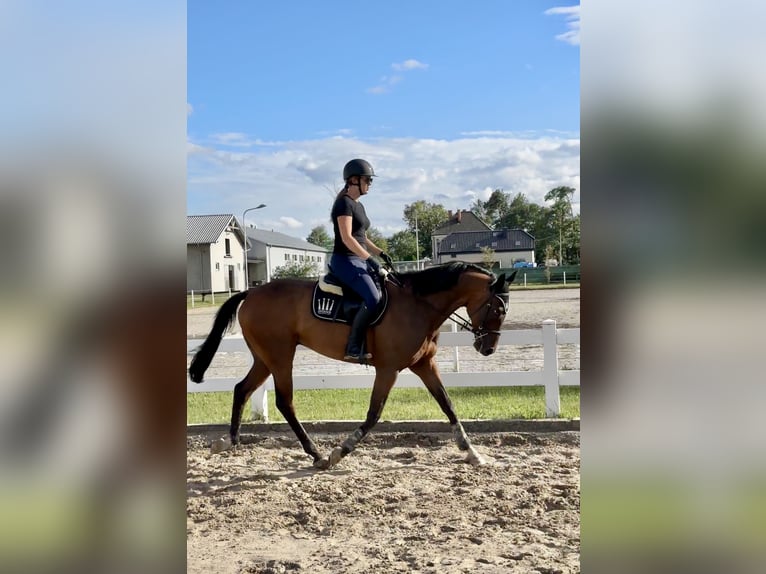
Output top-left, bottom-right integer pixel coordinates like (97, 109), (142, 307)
(448, 210), (453, 219)
(456, 210), (462, 223)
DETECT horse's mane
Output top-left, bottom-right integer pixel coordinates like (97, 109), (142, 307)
(397, 262), (495, 297)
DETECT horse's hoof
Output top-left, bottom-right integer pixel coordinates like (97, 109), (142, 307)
(466, 450), (487, 466)
(313, 457), (331, 470)
(328, 446), (344, 467)
(210, 436), (232, 455)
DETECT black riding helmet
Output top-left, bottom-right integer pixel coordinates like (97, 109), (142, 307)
(343, 158), (376, 181)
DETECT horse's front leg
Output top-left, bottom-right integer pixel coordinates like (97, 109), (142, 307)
(409, 356), (486, 466)
(315, 368), (398, 470)
(272, 366), (322, 463)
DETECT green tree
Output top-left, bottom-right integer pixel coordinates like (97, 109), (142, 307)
(529, 206), (558, 266)
(496, 193), (542, 232)
(387, 230), (418, 261)
(403, 201), (448, 260)
(564, 214), (581, 264)
(272, 260), (321, 279)
(471, 189), (510, 227)
(365, 227), (389, 254)
(306, 225), (333, 251)
(544, 186), (576, 265)
(480, 246), (497, 270)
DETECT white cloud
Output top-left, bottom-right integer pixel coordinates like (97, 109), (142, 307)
(187, 141), (209, 155)
(366, 75), (403, 95)
(367, 59), (427, 94)
(392, 59), (429, 71)
(461, 129), (542, 138)
(279, 216), (302, 229)
(187, 134), (580, 235)
(545, 5), (580, 46)
(210, 132), (253, 147)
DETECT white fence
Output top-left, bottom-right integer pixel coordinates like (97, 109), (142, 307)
(187, 319), (579, 421)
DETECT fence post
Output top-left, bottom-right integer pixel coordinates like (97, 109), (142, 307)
(451, 321), (460, 372)
(542, 319), (560, 417)
(523, 273), (527, 287)
(211, 290), (216, 305)
(191, 290), (195, 309)
(563, 271), (567, 286)
(250, 381), (269, 422)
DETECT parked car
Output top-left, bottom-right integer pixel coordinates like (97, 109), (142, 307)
(512, 261), (537, 269)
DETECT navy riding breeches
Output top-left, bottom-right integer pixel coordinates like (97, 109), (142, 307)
(329, 254), (382, 310)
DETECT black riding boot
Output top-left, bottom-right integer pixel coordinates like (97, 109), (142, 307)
(344, 304), (376, 362)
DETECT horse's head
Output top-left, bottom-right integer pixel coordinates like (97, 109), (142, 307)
(466, 270), (515, 356)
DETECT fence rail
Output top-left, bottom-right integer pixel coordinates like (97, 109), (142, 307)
(187, 319), (579, 421)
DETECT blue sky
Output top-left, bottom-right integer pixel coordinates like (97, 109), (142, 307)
(188, 1), (580, 237)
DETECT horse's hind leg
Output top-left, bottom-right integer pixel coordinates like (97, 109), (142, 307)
(409, 357), (486, 466)
(229, 359), (271, 446)
(316, 368), (398, 470)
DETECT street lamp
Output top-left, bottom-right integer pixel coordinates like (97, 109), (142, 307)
(414, 212), (420, 270)
(242, 204), (266, 289)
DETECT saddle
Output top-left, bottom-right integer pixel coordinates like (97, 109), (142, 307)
(311, 272), (388, 325)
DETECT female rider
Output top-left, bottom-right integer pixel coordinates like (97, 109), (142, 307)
(330, 158), (393, 362)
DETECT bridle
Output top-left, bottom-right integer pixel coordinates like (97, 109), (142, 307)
(380, 267), (508, 345)
(449, 292), (509, 343)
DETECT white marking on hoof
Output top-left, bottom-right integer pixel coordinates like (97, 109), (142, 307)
(210, 436), (232, 455)
(313, 457), (331, 470)
(466, 448), (487, 466)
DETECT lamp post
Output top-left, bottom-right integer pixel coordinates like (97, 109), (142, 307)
(414, 212), (420, 270)
(242, 204), (266, 289)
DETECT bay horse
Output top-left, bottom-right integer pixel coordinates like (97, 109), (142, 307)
(189, 262), (514, 469)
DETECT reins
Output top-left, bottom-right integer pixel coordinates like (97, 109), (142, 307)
(447, 293), (507, 339)
(380, 265), (507, 341)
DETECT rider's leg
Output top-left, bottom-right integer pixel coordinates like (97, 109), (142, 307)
(329, 255), (381, 362)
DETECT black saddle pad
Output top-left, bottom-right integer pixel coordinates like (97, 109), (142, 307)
(311, 281), (388, 325)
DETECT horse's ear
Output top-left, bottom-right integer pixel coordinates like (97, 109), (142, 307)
(507, 270), (517, 284)
(493, 273), (506, 291)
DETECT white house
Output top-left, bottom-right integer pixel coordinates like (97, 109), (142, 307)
(245, 228), (329, 285)
(187, 214), (331, 292)
(187, 214), (247, 293)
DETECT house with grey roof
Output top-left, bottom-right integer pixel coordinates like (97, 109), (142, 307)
(437, 229), (536, 268)
(245, 228), (329, 285)
(431, 210), (492, 260)
(187, 214), (331, 292)
(187, 214), (247, 293)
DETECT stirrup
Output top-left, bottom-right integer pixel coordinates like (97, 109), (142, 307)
(343, 351), (372, 362)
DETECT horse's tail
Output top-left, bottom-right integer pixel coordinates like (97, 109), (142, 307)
(189, 291), (249, 383)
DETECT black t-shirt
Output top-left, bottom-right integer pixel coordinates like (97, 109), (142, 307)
(331, 193), (370, 255)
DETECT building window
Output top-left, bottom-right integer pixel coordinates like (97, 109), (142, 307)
(285, 254), (289, 261)
(293, 254), (297, 261)
(450, 254), (457, 258)
(215, 262), (220, 270)
(225, 238), (231, 256)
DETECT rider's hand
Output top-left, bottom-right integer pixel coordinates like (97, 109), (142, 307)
(366, 257), (382, 275)
(380, 252), (394, 268)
